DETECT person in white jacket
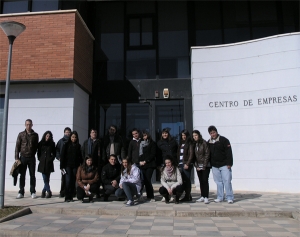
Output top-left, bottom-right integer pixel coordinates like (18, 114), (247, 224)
(115, 157), (141, 206)
(159, 155), (183, 204)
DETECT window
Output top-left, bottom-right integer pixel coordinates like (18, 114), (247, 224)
(32, 0), (59, 12)
(2, 0), (28, 14)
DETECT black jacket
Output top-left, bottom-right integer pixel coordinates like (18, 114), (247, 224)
(208, 135), (233, 168)
(55, 135), (69, 160)
(102, 134), (125, 162)
(139, 141), (156, 169)
(101, 163), (121, 185)
(15, 129), (39, 160)
(60, 142), (83, 169)
(128, 139), (141, 164)
(81, 138), (103, 168)
(157, 138), (178, 165)
(177, 141), (194, 166)
(37, 140), (56, 173)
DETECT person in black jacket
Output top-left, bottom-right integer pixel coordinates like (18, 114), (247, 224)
(127, 128), (141, 165)
(157, 128), (178, 166)
(37, 131), (56, 198)
(139, 131), (156, 202)
(101, 154), (121, 201)
(208, 126), (234, 204)
(60, 131), (83, 202)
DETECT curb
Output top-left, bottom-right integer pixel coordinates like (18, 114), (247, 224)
(0, 207), (32, 223)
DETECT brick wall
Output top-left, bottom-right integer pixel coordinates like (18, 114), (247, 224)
(0, 10), (93, 93)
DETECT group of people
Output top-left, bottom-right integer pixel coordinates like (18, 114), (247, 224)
(14, 119), (234, 205)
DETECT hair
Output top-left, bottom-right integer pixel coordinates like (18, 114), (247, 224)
(192, 130), (203, 144)
(161, 155), (176, 175)
(82, 155), (95, 174)
(121, 157), (132, 175)
(208, 125), (218, 133)
(131, 128), (139, 134)
(64, 127), (71, 133)
(142, 130), (153, 142)
(179, 129), (192, 145)
(109, 154), (117, 160)
(90, 128), (97, 133)
(25, 119), (32, 124)
(69, 131), (79, 144)
(40, 130), (54, 143)
(109, 125), (117, 131)
(160, 128), (172, 141)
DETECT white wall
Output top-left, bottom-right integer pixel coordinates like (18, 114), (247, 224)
(1, 83), (89, 194)
(191, 33), (300, 193)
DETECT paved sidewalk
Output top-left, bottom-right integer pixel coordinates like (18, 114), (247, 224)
(0, 190), (299, 236)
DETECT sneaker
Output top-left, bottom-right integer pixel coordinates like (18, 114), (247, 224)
(126, 200), (134, 206)
(169, 196), (174, 202)
(31, 193), (37, 199)
(16, 193), (24, 199)
(204, 197), (210, 204)
(150, 198), (156, 202)
(214, 199), (222, 203)
(161, 197), (165, 202)
(228, 200), (234, 204)
(196, 197), (204, 202)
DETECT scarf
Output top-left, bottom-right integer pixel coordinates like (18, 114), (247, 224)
(165, 166), (174, 178)
(88, 138), (93, 155)
(139, 140), (149, 156)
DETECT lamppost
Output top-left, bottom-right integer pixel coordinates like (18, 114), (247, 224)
(0, 21), (26, 209)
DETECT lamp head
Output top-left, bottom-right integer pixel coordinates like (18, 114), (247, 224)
(0, 21), (26, 38)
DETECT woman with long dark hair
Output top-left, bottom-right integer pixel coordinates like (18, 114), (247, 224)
(115, 157), (142, 206)
(177, 129), (194, 202)
(157, 128), (178, 166)
(60, 131), (83, 202)
(139, 131), (156, 202)
(159, 155), (183, 204)
(37, 131), (56, 198)
(76, 156), (99, 203)
(193, 130), (210, 204)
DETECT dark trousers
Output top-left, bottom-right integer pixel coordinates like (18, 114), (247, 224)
(197, 168), (211, 198)
(60, 173), (66, 196)
(115, 182), (137, 201)
(104, 184), (118, 197)
(141, 168), (155, 199)
(77, 183), (98, 200)
(159, 185), (184, 198)
(19, 156), (36, 195)
(65, 167), (77, 200)
(179, 164), (192, 196)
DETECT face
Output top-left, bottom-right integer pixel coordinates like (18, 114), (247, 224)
(64, 130), (71, 137)
(193, 133), (199, 141)
(122, 159), (128, 168)
(209, 130), (218, 140)
(86, 158), (92, 166)
(71, 134), (77, 143)
(25, 121), (33, 132)
(109, 156), (116, 165)
(165, 159), (172, 168)
(109, 127), (116, 136)
(143, 133), (148, 141)
(132, 130), (139, 139)
(45, 133), (50, 141)
(181, 133), (186, 141)
(90, 130), (97, 140)
(162, 132), (169, 139)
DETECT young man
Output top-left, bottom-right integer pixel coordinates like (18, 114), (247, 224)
(127, 128), (141, 165)
(56, 127), (71, 198)
(15, 119), (39, 199)
(208, 125), (234, 204)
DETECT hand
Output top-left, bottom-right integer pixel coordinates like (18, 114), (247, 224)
(111, 180), (117, 187)
(119, 184), (123, 189)
(227, 165), (231, 169)
(139, 161), (144, 166)
(168, 188), (173, 195)
(184, 164), (189, 170)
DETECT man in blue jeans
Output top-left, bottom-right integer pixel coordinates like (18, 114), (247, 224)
(208, 125), (234, 204)
(15, 119), (39, 199)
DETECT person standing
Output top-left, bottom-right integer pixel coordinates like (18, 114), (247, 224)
(60, 131), (83, 202)
(15, 119), (39, 199)
(127, 128), (141, 165)
(37, 131), (56, 198)
(193, 130), (210, 204)
(56, 127), (71, 198)
(208, 126), (234, 204)
(177, 129), (194, 202)
(157, 128), (178, 166)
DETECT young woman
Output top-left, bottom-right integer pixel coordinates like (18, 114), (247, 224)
(60, 131), (83, 202)
(193, 130), (210, 204)
(115, 157), (142, 206)
(139, 131), (156, 202)
(177, 129), (194, 202)
(37, 131), (56, 198)
(76, 156), (99, 203)
(159, 155), (183, 204)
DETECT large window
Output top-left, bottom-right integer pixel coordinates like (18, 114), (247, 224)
(2, 0), (59, 14)
(129, 17), (153, 47)
(2, 0), (28, 13)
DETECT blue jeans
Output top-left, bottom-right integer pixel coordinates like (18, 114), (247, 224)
(115, 182), (137, 201)
(42, 173), (51, 192)
(212, 166), (234, 201)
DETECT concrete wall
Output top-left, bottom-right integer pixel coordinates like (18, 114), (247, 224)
(191, 33), (300, 193)
(1, 83), (89, 193)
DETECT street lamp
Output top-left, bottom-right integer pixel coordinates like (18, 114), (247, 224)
(0, 21), (26, 209)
